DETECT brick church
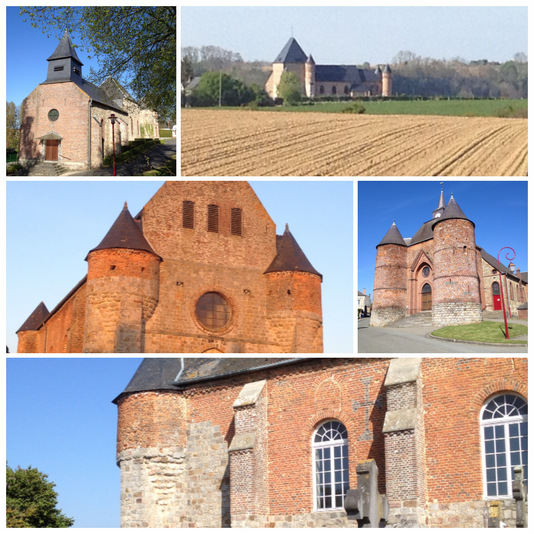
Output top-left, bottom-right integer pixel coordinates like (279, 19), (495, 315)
(18, 29), (159, 172)
(113, 357), (528, 528)
(265, 37), (392, 100)
(16, 181), (323, 353)
(371, 186), (528, 327)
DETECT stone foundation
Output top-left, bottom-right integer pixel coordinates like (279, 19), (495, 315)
(432, 302), (482, 326)
(370, 306), (406, 327)
(232, 510), (351, 528)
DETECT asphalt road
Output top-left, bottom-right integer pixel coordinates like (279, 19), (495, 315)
(358, 317), (528, 354)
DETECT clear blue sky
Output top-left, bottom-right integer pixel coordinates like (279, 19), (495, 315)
(181, 6), (528, 65)
(6, 180), (353, 354)
(6, 7), (104, 108)
(6, 357), (144, 528)
(358, 180), (528, 303)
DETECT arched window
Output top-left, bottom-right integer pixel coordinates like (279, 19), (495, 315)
(319, 85), (325, 95)
(492, 282), (500, 295)
(481, 394), (528, 498)
(344, 85), (349, 95)
(331, 86), (337, 95)
(313, 420), (349, 510)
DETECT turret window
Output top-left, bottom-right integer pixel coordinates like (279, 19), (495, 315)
(231, 208), (242, 236)
(208, 204), (219, 233)
(183, 200), (195, 229)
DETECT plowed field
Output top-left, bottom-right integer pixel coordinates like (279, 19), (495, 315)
(181, 109), (528, 176)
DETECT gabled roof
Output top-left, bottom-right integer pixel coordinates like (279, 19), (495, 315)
(409, 220), (434, 246)
(47, 29), (83, 65)
(264, 224), (322, 279)
(74, 78), (125, 111)
(480, 249), (525, 282)
(100, 76), (136, 103)
(16, 302), (49, 333)
(86, 202), (160, 259)
(112, 357), (305, 403)
(377, 221), (406, 247)
(274, 37), (308, 63)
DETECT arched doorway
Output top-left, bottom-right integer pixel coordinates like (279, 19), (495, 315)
(492, 281), (502, 311)
(421, 283), (432, 311)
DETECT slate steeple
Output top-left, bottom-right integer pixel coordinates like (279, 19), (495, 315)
(274, 37), (308, 63)
(432, 183), (446, 219)
(45, 29), (84, 83)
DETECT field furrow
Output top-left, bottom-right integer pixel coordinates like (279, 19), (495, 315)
(181, 110), (528, 176)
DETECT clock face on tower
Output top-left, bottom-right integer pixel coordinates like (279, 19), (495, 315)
(48, 109), (59, 121)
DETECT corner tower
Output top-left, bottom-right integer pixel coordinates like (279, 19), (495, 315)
(83, 202), (162, 352)
(16, 302), (49, 353)
(269, 37), (308, 98)
(381, 64), (392, 97)
(305, 54), (316, 98)
(370, 221), (408, 326)
(431, 194), (482, 326)
(264, 224), (323, 352)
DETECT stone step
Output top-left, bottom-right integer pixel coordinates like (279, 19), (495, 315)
(391, 311), (433, 328)
(28, 162), (68, 176)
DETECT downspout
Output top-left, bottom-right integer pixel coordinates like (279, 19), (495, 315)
(88, 99), (92, 169)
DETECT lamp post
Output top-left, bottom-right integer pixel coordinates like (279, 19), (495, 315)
(497, 246), (515, 339)
(109, 113), (116, 176)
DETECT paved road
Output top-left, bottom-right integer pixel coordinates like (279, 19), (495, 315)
(65, 138), (176, 176)
(358, 317), (528, 354)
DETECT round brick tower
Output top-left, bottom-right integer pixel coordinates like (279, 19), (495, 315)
(431, 194), (482, 326)
(16, 301), (49, 353)
(381, 65), (392, 97)
(305, 54), (316, 98)
(83, 202), (162, 352)
(264, 224), (323, 352)
(370, 221), (408, 327)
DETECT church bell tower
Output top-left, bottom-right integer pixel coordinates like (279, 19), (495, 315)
(44, 29), (84, 84)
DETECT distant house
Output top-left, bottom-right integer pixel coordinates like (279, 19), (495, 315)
(358, 289), (371, 317)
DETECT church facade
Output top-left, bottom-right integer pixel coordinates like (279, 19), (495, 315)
(18, 30), (159, 172)
(16, 181), (323, 353)
(265, 37), (392, 100)
(371, 188), (528, 327)
(113, 357), (528, 528)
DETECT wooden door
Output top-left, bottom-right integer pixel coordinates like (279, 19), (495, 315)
(421, 284), (432, 311)
(45, 140), (59, 161)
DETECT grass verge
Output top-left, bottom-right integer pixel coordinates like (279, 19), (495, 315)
(143, 155), (176, 176)
(431, 321), (527, 344)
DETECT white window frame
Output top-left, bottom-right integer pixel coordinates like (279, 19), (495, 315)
(312, 420), (349, 512)
(480, 393), (528, 499)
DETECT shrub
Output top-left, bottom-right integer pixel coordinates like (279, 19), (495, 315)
(341, 102), (366, 114)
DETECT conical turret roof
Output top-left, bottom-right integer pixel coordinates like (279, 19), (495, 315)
(306, 54), (316, 64)
(16, 301), (49, 333)
(86, 202), (160, 259)
(432, 194), (473, 228)
(432, 184), (446, 219)
(377, 221), (407, 247)
(264, 224), (322, 279)
(47, 29), (83, 65)
(274, 37), (308, 63)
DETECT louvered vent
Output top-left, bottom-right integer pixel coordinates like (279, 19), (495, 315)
(231, 208), (242, 236)
(207, 204), (219, 233)
(183, 200), (194, 229)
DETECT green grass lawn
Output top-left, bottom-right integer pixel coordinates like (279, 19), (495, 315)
(431, 321), (528, 344)
(274, 98), (528, 117)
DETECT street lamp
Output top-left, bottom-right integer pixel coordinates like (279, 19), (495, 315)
(497, 246), (516, 339)
(109, 113), (116, 176)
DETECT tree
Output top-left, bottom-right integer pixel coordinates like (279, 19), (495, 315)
(6, 464), (74, 528)
(276, 71), (302, 105)
(6, 101), (20, 150)
(181, 56), (194, 86)
(191, 72), (255, 107)
(20, 7), (176, 120)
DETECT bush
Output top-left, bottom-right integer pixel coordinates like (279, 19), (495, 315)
(160, 129), (173, 137)
(7, 163), (22, 175)
(341, 102), (366, 114)
(103, 139), (160, 166)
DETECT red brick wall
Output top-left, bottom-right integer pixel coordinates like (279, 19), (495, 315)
(420, 358), (528, 503)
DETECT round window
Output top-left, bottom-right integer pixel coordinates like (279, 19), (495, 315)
(195, 292), (231, 330)
(48, 109), (59, 121)
(422, 266), (430, 277)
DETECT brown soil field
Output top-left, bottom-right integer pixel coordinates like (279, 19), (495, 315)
(181, 109), (528, 176)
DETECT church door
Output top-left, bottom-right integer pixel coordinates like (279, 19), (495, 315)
(421, 283), (432, 311)
(45, 140), (59, 161)
(492, 281), (502, 311)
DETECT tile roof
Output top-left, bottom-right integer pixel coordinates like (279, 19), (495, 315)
(264, 224), (322, 278)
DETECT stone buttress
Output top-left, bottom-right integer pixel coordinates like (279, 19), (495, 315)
(370, 221), (407, 326)
(431, 195), (482, 326)
(264, 224), (323, 352)
(83, 203), (161, 352)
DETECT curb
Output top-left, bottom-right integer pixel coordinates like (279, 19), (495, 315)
(427, 333), (528, 347)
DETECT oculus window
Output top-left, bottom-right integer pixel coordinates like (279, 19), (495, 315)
(481, 394), (528, 498)
(313, 420), (349, 511)
(48, 109), (59, 121)
(195, 292), (231, 330)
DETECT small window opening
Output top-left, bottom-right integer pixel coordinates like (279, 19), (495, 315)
(73, 67), (80, 75)
(183, 200), (195, 229)
(231, 208), (242, 236)
(110, 265), (116, 270)
(54, 66), (64, 72)
(207, 204), (219, 233)
(287, 289), (291, 295)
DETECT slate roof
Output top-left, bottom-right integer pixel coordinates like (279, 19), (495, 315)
(274, 37), (308, 63)
(113, 357), (305, 402)
(408, 220), (434, 246)
(100, 76), (136, 104)
(16, 302), (49, 333)
(86, 203), (160, 259)
(47, 29), (83, 65)
(264, 224), (322, 279)
(377, 221), (407, 247)
(315, 66), (380, 87)
(480, 249), (524, 282)
(73, 78), (125, 112)
(432, 194), (473, 228)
